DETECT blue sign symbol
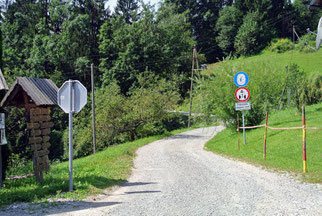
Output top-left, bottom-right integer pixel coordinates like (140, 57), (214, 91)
(234, 72), (249, 87)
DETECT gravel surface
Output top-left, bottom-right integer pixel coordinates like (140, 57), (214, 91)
(1, 126), (321, 216)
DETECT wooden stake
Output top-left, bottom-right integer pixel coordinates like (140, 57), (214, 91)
(264, 112), (268, 159)
(302, 106), (307, 173)
(188, 46), (199, 128)
(237, 114), (240, 151)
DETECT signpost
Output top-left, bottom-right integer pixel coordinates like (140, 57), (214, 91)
(234, 72), (250, 145)
(58, 80), (87, 192)
(0, 113), (7, 188)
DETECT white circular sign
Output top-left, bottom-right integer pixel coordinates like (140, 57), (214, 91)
(235, 87), (250, 102)
(237, 74), (246, 86)
(234, 72), (249, 87)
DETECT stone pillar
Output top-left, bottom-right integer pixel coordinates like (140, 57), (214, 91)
(27, 107), (54, 182)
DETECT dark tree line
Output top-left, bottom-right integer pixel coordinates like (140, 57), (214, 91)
(166, 0), (321, 60)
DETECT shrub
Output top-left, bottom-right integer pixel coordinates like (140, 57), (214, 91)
(195, 59), (286, 128)
(269, 38), (294, 53)
(300, 72), (322, 105)
(297, 33), (316, 53)
(64, 73), (182, 158)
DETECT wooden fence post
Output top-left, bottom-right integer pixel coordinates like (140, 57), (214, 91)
(302, 106), (307, 173)
(264, 112), (268, 160)
(237, 114), (240, 151)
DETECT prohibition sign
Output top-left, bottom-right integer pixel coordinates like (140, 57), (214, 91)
(235, 87), (250, 102)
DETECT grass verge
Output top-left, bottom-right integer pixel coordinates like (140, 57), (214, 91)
(205, 103), (322, 183)
(0, 127), (196, 207)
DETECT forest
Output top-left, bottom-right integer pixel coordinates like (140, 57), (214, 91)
(0, 0), (321, 179)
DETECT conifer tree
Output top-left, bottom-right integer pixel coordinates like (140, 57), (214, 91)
(114, 0), (140, 24)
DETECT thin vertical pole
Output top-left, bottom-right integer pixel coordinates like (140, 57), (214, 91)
(91, 63), (96, 154)
(302, 106), (307, 173)
(237, 114), (240, 151)
(292, 26), (295, 44)
(264, 112), (268, 159)
(188, 46), (196, 128)
(69, 80), (73, 192)
(242, 110), (246, 144)
(195, 48), (200, 78)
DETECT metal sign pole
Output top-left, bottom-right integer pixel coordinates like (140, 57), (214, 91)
(242, 110), (246, 145)
(69, 80), (73, 192)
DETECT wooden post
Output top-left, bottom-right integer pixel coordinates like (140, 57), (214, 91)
(237, 114), (240, 151)
(188, 46), (196, 128)
(264, 112), (268, 159)
(91, 63), (96, 154)
(302, 106), (307, 173)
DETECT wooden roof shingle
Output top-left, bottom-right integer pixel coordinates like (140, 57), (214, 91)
(0, 77), (58, 107)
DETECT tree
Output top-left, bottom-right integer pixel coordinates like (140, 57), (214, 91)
(165, 0), (233, 62)
(114, 0), (140, 24)
(216, 6), (242, 56)
(99, 3), (194, 94)
(234, 11), (260, 56)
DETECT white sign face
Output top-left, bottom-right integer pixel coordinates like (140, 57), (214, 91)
(237, 74), (246, 86)
(234, 72), (249, 87)
(235, 87), (250, 102)
(235, 102), (251, 111)
(0, 113), (7, 145)
(58, 80), (87, 113)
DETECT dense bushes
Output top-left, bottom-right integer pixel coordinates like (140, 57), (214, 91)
(64, 73), (184, 158)
(269, 38), (294, 53)
(300, 72), (322, 105)
(195, 59), (287, 128)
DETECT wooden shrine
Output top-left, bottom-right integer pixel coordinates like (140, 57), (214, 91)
(0, 77), (58, 182)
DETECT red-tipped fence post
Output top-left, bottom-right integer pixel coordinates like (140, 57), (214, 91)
(237, 114), (240, 151)
(302, 106), (307, 173)
(264, 112), (268, 159)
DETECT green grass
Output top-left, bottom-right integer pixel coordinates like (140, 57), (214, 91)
(206, 103), (322, 183)
(204, 49), (322, 76)
(0, 127), (195, 207)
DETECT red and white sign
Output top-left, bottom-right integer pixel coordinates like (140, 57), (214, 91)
(235, 87), (250, 102)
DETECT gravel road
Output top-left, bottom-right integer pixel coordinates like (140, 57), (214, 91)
(1, 126), (322, 216)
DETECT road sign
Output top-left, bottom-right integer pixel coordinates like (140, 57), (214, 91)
(235, 102), (251, 111)
(234, 72), (249, 87)
(58, 80), (87, 113)
(57, 80), (87, 192)
(235, 87), (250, 102)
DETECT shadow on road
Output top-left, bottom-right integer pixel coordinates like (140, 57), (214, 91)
(166, 134), (204, 140)
(125, 190), (161, 195)
(121, 181), (157, 187)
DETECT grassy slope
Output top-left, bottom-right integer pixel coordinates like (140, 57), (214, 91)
(202, 49), (322, 183)
(203, 49), (322, 76)
(178, 49), (322, 112)
(206, 103), (322, 183)
(0, 127), (194, 206)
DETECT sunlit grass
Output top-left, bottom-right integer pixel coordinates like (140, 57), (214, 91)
(203, 49), (322, 76)
(206, 103), (322, 183)
(0, 127), (194, 207)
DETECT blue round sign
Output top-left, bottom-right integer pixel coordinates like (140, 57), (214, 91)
(234, 72), (249, 87)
